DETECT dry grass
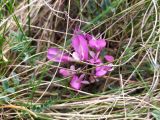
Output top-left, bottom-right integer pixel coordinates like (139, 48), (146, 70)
(0, 0), (160, 119)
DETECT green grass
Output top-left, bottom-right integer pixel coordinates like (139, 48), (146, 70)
(0, 0), (160, 119)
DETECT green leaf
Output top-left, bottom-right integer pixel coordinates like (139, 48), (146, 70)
(0, 35), (5, 57)
(152, 110), (160, 120)
(0, 93), (10, 102)
(23, 52), (30, 61)
(5, 88), (15, 93)
(101, 0), (111, 10)
(11, 72), (20, 85)
(2, 79), (9, 90)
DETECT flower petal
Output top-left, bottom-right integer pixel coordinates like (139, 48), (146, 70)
(89, 51), (96, 58)
(81, 80), (90, 84)
(72, 52), (80, 61)
(70, 65), (75, 71)
(79, 74), (85, 80)
(89, 38), (106, 51)
(105, 55), (114, 62)
(59, 65), (77, 77)
(72, 33), (88, 61)
(95, 66), (107, 77)
(95, 66), (108, 77)
(95, 64), (114, 77)
(47, 48), (72, 62)
(59, 68), (72, 77)
(89, 39), (97, 49)
(88, 51), (102, 64)
(106, 63), (114, 71)
(97, 39), (106, 50)
(47, 48), (58, 60)
(70, 75), (82, 90)
(85, 33), (94, 41)
(89, 58), (102, 64)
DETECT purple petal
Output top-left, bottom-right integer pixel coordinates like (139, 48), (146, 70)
(97, 39), (106, 50)
(95, 59), (102, 64)
(47, 48), (72, 62)
(72, 52), (81, 61)
(95, 64), (113, 77)
(89, 51), (96, 58)
(88, 59), (96, 64)
(59, 68), (72, 77)
(81, 80), (90, 84)
(70, 65), (75, 71)
(59, 65), (76, 77)
(105, 55), (114, 62)
(88, 51), (102, 64)
(70, 75), (82, 90)
(72, 34), (88, 61)
(47, 48), (59, 60)
(106, 63), (114, 71)
(89, 58), (102, 64)
(95, 66), (107, 77)
(86, 33), (107, 51)
(85, 33), (94, 41)
(79, 74), (85, 80)
(73, 27), (81, 35)
(89, 38), (106, 51)
(89, 39), (97, 49)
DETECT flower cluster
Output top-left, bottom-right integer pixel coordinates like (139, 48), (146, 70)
(47, 29), (114, 90)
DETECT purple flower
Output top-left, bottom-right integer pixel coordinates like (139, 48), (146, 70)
(95, 64), (113, 77)
(105, 55), (114, 62)
(47, 29), (115, 91)
(88, 51), (102, 64)
(88, 37), (106, 51)
(70, 74), (85, 90)
(72, 32), (88, 61)
(59, 65), (76, 77)
(89, 58), (102, 64)
(85, 33), (93, 41)
(72, 52), (81, 61)
(47, 48), (72, 62)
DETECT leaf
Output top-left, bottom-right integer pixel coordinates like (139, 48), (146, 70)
(0, 94), (10, 102)
(152, 110), (160, 120)
(87, 0), (97, 15)
(5, 88), (15, 93)
(2, 79), (9, 90)
(23, 52), (30, 61)
(0, 35), (5, 57)
(2, 76), (16, 94)
(11, 72), (20, 85)
(101, 0), (111, 10)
